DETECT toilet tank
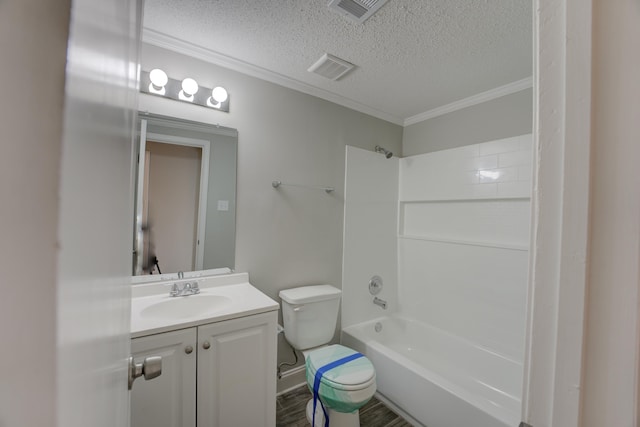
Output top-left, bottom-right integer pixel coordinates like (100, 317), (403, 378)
(279, 285), (342, 350)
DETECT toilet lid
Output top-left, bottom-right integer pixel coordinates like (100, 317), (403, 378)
(306, 344), (375, 391)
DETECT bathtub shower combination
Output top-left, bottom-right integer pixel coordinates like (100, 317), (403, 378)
(341, 135), (532, 427)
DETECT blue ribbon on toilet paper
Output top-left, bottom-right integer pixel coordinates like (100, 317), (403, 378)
(312, 352), (365, 427)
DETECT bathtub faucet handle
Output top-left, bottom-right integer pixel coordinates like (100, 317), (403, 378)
(373, 296), (387, 310)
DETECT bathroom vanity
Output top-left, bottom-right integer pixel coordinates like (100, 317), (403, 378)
(130, 272), (279, 427)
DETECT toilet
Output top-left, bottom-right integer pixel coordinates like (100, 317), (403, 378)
(279, 285), (376, 427)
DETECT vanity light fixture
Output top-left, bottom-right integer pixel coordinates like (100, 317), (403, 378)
(140, 69), (230, 113)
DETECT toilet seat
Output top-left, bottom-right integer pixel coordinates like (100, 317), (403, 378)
(305, 344), (376, 418)
(306, 344), (376, 391)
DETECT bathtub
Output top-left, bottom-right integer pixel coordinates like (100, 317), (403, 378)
(341, 316), (522, 427)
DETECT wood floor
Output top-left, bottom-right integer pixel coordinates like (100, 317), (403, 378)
(276, 385), (413, 427)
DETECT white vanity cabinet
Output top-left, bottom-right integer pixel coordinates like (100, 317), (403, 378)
(197, 312), (277, 427)
(131, 311), (277, 427)
(131, 328), (197, 427)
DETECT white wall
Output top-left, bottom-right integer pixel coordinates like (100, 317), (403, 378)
(403, 89), (533, 156)
(581, 0), (640, 425)
(342, 147), (399, 328)
(139, 43), (403, 387)
(398, 135), (532, 360)
(0, 1), (69, 426)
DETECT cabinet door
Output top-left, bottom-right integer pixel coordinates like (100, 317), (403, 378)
(131, 328), (197, 427)
(197, 311), (277, 427)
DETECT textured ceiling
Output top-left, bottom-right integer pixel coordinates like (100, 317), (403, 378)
(143, 0), (532, 124)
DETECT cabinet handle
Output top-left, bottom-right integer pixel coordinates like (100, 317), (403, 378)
(202, 341), (211, 350)
(185, 345), (193, 354)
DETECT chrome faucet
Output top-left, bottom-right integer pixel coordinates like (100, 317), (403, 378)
(169, 280), (200, 297)
(373, 296), (387, 309)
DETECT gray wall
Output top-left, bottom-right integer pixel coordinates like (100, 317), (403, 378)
(203, 133), (237, 270)
(403, 89), (533, 156)
(139, 44), (403, 386)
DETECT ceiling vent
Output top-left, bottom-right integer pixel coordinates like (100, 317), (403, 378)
(307, 53), (356, 81)
(328, 0), (390, 23)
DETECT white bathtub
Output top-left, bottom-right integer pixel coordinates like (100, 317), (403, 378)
(341, 316), (522, 427)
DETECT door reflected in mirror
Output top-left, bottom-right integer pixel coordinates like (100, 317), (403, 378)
(133, 113), (237, 276)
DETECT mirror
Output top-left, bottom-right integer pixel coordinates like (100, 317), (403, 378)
(133, 113), (237, 276)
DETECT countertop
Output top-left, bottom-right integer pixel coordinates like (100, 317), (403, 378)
(130, 272), (279, 338)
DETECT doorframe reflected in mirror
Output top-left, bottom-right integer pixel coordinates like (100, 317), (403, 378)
(134, 123), (211, 275)
(133, 113), (237, 278)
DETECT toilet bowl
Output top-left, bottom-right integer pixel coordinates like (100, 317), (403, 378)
(304, 344), (376, 427)
(279, 285), (377, 427)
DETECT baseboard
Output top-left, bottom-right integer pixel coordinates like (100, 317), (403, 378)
(279, 364), (305, 379)
(276, 381), (308, 397)
(277, 365), (306, 395)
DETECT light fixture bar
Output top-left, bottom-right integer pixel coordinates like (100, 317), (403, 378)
(140, 70), (230, 112)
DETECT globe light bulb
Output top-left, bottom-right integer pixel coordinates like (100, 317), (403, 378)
(181, 78), (199, 96)
(211, 86), (228, 103)
(148, 68), (168, 95)
(149, 68), (168, 88)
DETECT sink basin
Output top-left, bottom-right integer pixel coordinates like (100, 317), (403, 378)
(141, 295), (232, 320)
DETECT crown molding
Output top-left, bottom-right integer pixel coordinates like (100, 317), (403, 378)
(142, 28), (404, 125)
(403, 77), (533, 126)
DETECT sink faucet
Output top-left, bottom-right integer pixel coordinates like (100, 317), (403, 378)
(169, 280), (200, 297)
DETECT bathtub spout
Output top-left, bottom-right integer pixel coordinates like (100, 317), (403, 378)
(373, 297), (387, 309)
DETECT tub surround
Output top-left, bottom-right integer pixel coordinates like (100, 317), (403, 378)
(342, 146), (399, 328)
(397, 134), (531, 360)
(342, 135), (532, 426)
